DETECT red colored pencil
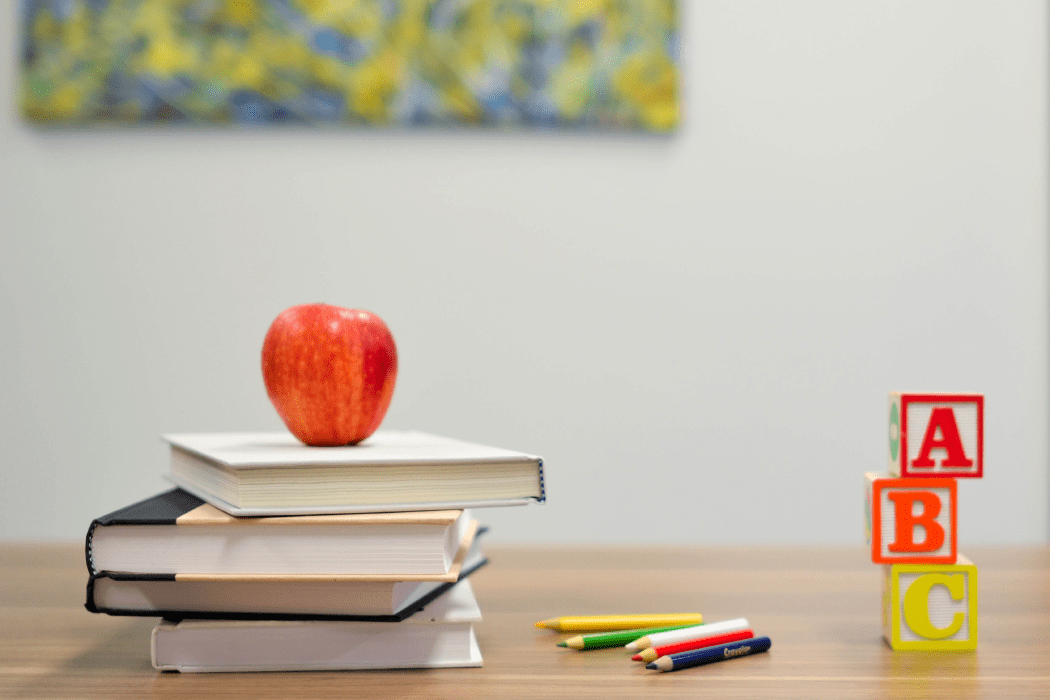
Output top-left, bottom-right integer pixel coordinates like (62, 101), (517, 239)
(632, 628), (755, 662)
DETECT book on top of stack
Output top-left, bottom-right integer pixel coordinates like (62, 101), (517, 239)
(84, 430), (544, 672)
(163, 430), (546, 516)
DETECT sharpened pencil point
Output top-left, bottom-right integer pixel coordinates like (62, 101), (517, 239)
(646, 663), (657, 670)
(535, 619), (553, 629)
(556, 641), (566, 647)
(631, 653), (642, 661)
(562, 636), (586, 649)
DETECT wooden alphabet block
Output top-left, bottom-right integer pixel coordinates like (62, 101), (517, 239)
(888, 393), (983, 478)
(866, 473), (956, 564)
(882, 555), (978, 651)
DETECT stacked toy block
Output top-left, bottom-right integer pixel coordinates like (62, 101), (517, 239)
(865, 393), (983, 651)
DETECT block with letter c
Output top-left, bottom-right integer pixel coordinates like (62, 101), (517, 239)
(882, 556), (978, 651)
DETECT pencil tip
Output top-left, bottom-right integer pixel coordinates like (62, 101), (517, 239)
(631, 654), (642, 661)
(645, 663), (657, 670)
(535, 621), (550, 629)
(556, 642), (566, 647)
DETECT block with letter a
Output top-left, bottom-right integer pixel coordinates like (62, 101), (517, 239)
(882, 555), (978, 651)
(888, 393), (983, 478)
(866, 474), (956, 564)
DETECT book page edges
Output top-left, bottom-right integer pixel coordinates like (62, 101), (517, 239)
(171, 520), (478, 582)
(167, 474), (538, 515)
(152, 631), (482, 672)
(174, 502), (462, 526)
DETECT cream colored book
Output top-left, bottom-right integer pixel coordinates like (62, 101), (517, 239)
(163, 430), (545, 516)
(151, 580), (484, 673)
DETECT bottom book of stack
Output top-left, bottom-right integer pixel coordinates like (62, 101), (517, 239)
(152, 579), (483, 672)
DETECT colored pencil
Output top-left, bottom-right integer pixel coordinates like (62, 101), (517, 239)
(534, 614), (703, 633)
(625, 617), (748, 652)
(633, 628), (755, 662)
(558, 625), (702, 650)
(646, 636), (772, 672)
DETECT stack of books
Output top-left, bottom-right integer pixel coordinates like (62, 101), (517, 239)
(84, 430), (544, 672)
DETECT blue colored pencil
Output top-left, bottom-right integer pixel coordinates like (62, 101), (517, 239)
(645, 636), (772, 672)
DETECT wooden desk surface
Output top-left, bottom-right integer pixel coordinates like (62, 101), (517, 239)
(2, 543), (1048, 699)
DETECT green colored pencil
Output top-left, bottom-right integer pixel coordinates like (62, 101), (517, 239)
(557, 625), (704, 650)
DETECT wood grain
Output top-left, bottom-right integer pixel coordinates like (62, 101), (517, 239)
(2, 544), (1048, 699)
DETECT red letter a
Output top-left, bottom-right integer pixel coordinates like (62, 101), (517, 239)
(911, 407), (973, 469)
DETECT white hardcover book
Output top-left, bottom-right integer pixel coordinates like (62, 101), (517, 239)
(151, 581), (483, 672)
(163, 430), (545, 516)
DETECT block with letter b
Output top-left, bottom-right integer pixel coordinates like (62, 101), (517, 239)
(882, 555), (978, 651)
(888, 393), (983, 478)
(866, 474), (957, 564)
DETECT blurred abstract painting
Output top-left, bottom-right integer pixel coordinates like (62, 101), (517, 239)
(20, 0), (679, 131)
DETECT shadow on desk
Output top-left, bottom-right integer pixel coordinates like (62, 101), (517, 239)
(61, 619), (156, 673)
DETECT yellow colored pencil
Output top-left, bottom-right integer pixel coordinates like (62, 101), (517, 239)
(534, 614), (703, 633)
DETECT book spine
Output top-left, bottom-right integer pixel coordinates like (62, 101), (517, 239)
(84, 568), (99, 613)
(85, 570), (180, 614)
(538, 459), (546, 503)
(84, 520), (100, 575)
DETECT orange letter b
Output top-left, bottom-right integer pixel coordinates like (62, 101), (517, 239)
(887, 491), (944, 552)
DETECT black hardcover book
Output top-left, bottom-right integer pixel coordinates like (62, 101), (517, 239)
(84, 489), (487, 621)
(85, 489), (479, 578)
(85, 553), (489, 622)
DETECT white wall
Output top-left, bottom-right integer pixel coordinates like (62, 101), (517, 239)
(1, 1), (1047, 544)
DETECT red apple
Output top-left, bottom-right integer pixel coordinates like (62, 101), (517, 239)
(261, 304), (397, 446)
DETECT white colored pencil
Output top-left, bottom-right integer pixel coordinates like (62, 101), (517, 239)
(624, 617), (750, 652)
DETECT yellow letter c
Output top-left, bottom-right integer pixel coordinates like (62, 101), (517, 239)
(903, 573), (965, 639)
